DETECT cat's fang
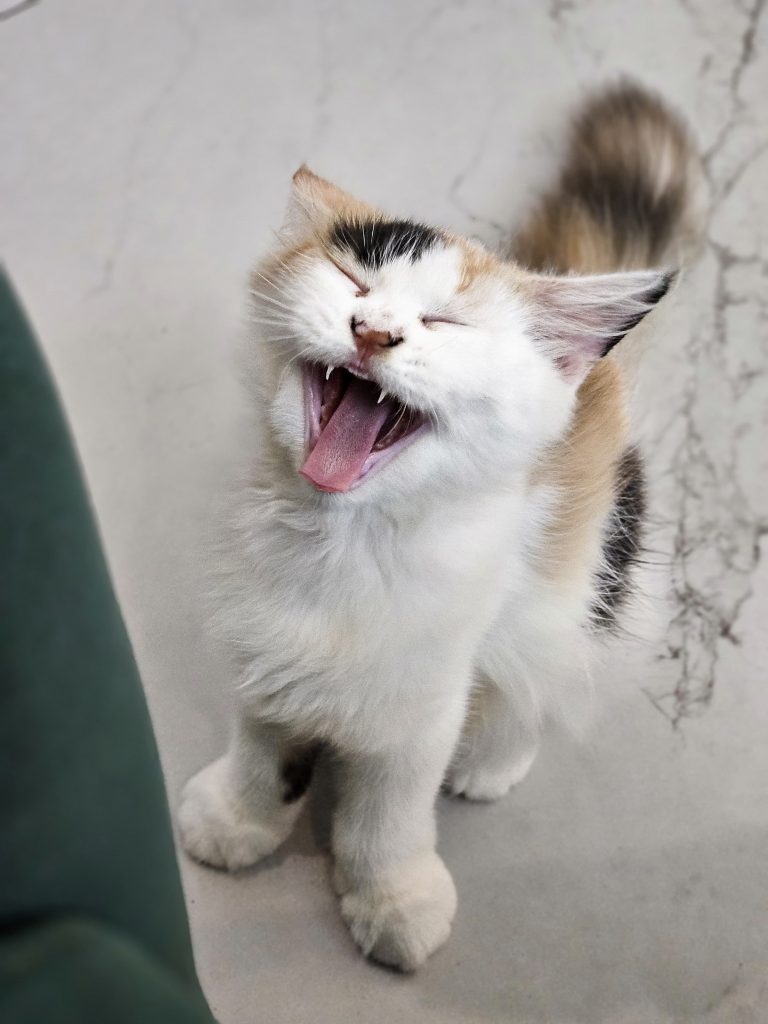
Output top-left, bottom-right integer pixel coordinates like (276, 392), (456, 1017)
(300, 362), (428, 492)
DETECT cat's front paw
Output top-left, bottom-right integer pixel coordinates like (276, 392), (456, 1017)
(336, 852), (457, 971)
(177, 757), (286, 871)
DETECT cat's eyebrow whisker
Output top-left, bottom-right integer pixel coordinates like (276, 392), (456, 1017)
(251, 270), (307, 305)
(275, 250), (316, 269)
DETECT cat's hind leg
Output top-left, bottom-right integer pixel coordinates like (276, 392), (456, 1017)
(445, 673), (541, 802)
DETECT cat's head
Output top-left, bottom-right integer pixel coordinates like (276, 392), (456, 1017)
(248, 167), (670, 504)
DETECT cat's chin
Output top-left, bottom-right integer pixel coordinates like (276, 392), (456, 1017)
(299, 361), (429, 494)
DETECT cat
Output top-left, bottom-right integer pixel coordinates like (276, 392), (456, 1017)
(178, 82), (702, 971)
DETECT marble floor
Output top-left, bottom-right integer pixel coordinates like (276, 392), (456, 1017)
(3, 1), (767, 1021)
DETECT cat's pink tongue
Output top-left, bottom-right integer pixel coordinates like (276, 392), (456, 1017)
(301, 375), (392, 492)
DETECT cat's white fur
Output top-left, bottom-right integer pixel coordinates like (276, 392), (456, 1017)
(178, 173), (668, 971)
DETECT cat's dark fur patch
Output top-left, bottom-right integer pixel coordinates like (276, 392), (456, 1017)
(330, 218), (441, 270)
(281, 747), (318, 803)
(564, 165), (684, 268)
(592, 446), (646, 628)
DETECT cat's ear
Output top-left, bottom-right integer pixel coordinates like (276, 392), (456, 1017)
(521, 269), (674, 384)
(284, 166), (374, 237)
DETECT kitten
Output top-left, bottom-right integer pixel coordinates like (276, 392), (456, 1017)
(178, 82), (701, 970)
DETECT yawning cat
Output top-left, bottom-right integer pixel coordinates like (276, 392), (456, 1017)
(178, 82), (702, 970)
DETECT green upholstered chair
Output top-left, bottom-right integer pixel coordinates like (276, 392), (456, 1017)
(0, 270), (215, 1023)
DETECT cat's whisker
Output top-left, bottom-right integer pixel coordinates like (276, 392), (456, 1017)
(248, 315), (292, 327)
(249, 288), (295, 313)
(273, 345), (316, 395)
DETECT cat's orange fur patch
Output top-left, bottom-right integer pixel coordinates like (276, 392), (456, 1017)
(533, 359), (629, 584)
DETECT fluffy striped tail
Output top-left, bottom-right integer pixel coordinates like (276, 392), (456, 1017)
(512, 81), (704, 275)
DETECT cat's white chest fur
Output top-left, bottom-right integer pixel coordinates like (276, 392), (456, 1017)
(223, 486), (526, 752)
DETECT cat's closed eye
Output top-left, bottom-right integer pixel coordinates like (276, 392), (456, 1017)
(421, 314), (466, 328)
(329, 258), (369, 297)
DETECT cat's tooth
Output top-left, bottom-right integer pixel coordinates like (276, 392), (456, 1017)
(377, 389), (387, 404)
(325, 365), (333, 381)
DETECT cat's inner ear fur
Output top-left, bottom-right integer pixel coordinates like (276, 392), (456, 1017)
(520, 269), (674, 384)
(283, 166), (379, 239)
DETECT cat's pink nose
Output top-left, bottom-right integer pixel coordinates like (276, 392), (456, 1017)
(351, 317), (404, 359)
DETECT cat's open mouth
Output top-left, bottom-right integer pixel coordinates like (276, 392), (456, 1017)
(300, 363), (428, 493)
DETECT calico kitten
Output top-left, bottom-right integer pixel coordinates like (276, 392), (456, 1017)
(178, 83), (701, 970)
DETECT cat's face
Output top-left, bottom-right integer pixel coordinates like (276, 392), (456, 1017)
(248, 168), (670, 505)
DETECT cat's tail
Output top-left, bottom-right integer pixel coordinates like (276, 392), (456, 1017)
(511, 81), (705, 275)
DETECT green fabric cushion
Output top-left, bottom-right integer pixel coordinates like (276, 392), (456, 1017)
(0, 919), (214, 1024)
(0, 269), (212, 1019)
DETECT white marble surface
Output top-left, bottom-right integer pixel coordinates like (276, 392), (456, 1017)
(2, 1), (767, 1021)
